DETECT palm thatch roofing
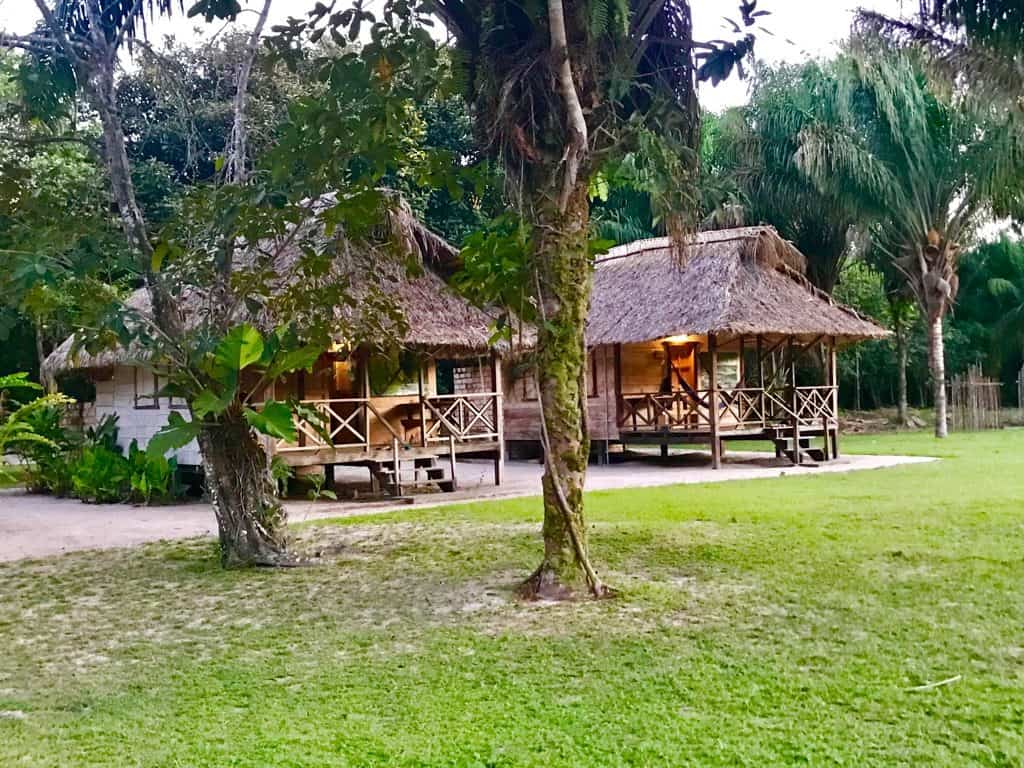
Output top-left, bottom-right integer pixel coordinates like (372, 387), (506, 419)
(43, 200), (495, 380)
(587, 227), (888, 346)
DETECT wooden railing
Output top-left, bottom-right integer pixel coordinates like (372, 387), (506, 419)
(618, 390), (710, 431)
(618, 385), (837, 433)
(423, 393), (502, 443)
(274, 393), (502, 453)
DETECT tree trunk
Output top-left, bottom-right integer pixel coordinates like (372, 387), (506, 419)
(896, 326), (909, 426)
(929, 315), (948, 438)
(196, 410), (289, 567)
(520, 182), (606, 600)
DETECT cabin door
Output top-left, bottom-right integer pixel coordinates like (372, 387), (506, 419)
(663, 343), (698, 392)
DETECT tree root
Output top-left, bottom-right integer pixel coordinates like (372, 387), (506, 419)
(518, 563), (617, 602)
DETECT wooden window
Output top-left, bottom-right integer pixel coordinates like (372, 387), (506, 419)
(134, 368), (160, 410)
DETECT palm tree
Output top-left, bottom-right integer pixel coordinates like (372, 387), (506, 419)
(795, 45), (1024, 437)
(858, 2), (1024, 105)
(707, 61), (871, 293)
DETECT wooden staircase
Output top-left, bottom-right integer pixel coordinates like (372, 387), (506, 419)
(368, 439), (458, 497)
(772, 433), (826, 465)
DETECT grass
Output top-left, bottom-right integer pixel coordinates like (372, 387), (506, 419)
(1, 430), (1022, 766)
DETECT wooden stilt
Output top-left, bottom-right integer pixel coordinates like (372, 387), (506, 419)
(789, 336), (800, 466)
(491, 351), (504, 486)
(830, 338), (840, 459)
(448, 435), (459, 491)
(709, 333), (721, 469)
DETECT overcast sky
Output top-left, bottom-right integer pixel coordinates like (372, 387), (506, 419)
(0, 0), (905, 111)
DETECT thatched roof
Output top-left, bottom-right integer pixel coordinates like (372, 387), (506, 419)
(43, 200), (495, 379)
(588, 227), (888, 345)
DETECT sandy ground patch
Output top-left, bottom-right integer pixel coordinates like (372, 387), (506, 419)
(0, 452), (934, 562)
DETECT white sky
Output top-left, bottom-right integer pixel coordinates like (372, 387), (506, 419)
(1, 0), (906, 111)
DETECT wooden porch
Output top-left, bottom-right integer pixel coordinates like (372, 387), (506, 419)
(271, 350), (505, 497)
(611, 334), (841, 468)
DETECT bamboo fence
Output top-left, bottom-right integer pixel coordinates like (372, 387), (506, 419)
(949, 364), (1002, 432)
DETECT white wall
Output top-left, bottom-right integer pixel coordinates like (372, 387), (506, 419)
(90, 366), (202, 465)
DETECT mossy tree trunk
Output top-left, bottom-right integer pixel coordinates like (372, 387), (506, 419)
(196, 409), (288, 567)
(520, 181), (607, 600)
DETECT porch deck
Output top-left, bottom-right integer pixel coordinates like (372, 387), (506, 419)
(616, 384), (840, 464)
(272, 392), (505, 492)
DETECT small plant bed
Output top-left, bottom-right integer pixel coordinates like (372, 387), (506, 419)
(1, 431), (1022, 765)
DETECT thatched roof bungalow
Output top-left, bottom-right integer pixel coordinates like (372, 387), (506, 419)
(588, 227), (887, 346)
(44, 206), (505, 491)
(505, 226), (888, 468)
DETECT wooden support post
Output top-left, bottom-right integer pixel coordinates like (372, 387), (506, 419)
(391, 436), (402, 496)
(324, 463), (335, 491)
(830, 337), (840, 459)
(614, 343), (623, 428)
(491, 351), (504, 487)
(297, 369), (307, 448)
(361, 350), (372, 451)
(417, 361), (428, 447)
(738, 335), (745, 386)
(709, 333), (721, 469)
(449, 434), (459, 491)
(660, 443), (669, 459)
(789, 336), (801, 465)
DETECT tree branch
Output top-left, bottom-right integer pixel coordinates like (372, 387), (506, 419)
(547, 0), (588, 213)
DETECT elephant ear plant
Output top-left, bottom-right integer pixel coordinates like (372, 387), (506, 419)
(145, 323), (323, 566)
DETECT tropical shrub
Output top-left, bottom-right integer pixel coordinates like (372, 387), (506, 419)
(71, 446), (131, 504)
(84, 414), (122, 454)
(126, 440), (180, 505)
(20, 403), (80, 496)
(0, 373), (74, 488)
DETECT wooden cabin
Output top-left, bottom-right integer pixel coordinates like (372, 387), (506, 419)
(43, 207), (504, 497)
(504, 227), (889, 466)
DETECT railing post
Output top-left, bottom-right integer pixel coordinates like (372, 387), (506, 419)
(709, 333), (721, 469)
(830, 337), (840, 458)
(418, 362), (428, 447)
(491, 352), (504, 487)
(789, 337), (801, 465)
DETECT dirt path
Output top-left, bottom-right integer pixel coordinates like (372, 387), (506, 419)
(0, 453), (934, 562)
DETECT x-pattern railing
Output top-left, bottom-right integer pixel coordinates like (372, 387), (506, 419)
(618, 391), (709, 431)
(619, 385), (837, 433)
(423, 393), (500, 442)
(274, 398), (405, 452)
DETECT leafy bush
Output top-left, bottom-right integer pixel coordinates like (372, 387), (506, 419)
(20, 403), (80, 495)
(127, 440), (180, 505)
(71, 446), (130, 504)
(84, 414), (122, 453)
(1, 374), (75, 489)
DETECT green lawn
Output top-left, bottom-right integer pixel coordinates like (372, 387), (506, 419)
(1, 431), (1022, 766)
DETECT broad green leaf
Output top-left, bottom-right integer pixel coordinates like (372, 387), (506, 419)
(267, 345), (323, 379)
(243, 400), (297, 442)
(214, 325), (264, 372)
(148, 412), (201, 457)
(191, 388), (234, 418)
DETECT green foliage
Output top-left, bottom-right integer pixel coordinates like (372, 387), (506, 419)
(127, 440), (180, 505)
(269, 454), (293, 498)
(19, 402), (79, 496)
(71, 446), (130, 504)
(84, 414), (122, 454)
(0, 380), (73, 487)
(306, 472), (338, 502)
